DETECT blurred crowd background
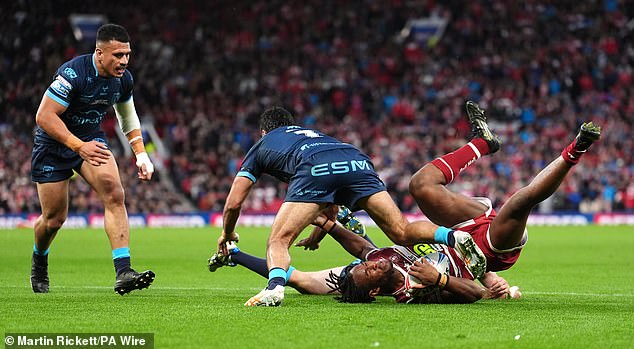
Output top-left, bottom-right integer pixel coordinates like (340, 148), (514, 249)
(1, 0), (633, 215)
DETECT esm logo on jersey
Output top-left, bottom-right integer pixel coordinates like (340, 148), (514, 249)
(311, 160), (371, 176)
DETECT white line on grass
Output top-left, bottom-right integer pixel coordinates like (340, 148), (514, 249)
(3, 285), (260, 291)
(3, 285), (634, 297)
(523, 291), (634, 297)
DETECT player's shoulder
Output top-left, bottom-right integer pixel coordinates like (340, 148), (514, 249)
(54, 54), (95, 89)
(57, 54), (92, 79)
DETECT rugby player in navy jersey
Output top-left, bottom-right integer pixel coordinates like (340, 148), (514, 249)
(216, 106), (487, 306)
(30, 24), (155, 295)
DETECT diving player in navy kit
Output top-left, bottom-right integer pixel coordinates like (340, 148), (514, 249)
(216, 106), (487, 306)
(30, 24), (155, 295)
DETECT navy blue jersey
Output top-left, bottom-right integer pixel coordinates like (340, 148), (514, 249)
(237, 126), (356, 183)
(36, 53), (133, 143)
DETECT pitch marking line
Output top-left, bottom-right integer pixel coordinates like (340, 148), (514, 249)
(3, 285), (634, 297)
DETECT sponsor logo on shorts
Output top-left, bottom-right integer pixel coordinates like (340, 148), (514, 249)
(295, 189), (327, 196)
(310, 160), (371, 176)
(42, 165), (54, 178)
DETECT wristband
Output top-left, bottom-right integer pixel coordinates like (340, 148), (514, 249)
(434, 272), (442, 286)
(438, 274), (448, 290)
(320, 219), (337, 233)
(128, 135), (143, 144)
(136, 151), (151, 164)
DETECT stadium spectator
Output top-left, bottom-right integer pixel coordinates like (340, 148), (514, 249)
(29, 24), (155, 295)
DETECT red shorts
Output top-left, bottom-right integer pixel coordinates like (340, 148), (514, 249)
(452, 198), (526, 272)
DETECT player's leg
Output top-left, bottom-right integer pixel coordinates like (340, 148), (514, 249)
(490, 122), (601, 250)
(409, 101), (501, 227)
(31, 181), (70, 293)
(79, 157), (154, 295)
(245, 201), (325, 306)
(409, 164), (489, 227)
(208, 243), (341, 295)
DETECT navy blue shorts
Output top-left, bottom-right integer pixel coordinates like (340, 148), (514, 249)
(285, 147), (386, 210)
(31, 132), (108, 183)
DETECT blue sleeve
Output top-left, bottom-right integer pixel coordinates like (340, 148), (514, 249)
(236, 143), (262, 183)
(117, 70), (134, 103)
(45, 62), (81, 108)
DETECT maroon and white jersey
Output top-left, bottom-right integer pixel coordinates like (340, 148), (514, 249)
(364, 243), (474, 303)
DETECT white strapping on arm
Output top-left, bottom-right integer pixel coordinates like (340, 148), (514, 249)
(113, 97), (141, 134)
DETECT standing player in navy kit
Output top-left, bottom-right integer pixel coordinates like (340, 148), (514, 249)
(30, 24), (155, 295)
(216, 106), (487, 306)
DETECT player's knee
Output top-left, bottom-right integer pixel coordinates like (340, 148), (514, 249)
(268, 229), (299, 247)
(382, 228), (411, 246)
(409, 177), (435, 202)
(99, 177), (125, 205)
(409, 168), (435, 197)
(102, 186), (125, 206)
(43, 216), (66, 232)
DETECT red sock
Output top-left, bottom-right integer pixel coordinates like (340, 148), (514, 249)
(561, 141), (584, 165)
(431, 139), (490, 184)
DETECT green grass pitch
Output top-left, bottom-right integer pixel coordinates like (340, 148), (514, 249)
(1, 225), (633, 348)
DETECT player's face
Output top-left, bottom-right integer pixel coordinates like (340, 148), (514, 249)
(96, 40), (131, 78)
(349, 258), (393, 291)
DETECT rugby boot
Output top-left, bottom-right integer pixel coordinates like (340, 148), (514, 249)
(465, 101), (501, 154)
(114, 269), (155, 295)
(452, 231), (487, 279)
(208, 242), (239, 272)
(244, 285), (285, 307)
(572, 122), (601, 152)
(562, 122), (601, 164)
(337, 206), (366, 237)
(31, 254), (49, 293)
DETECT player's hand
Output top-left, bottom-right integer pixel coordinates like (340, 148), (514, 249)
(295, 236), (320, 251)
(135, 152), (154, 181)
(322, 204), (339, 221)
(479, 272), (510, 299)
(295, 226), (326, 251)
(77, 140), (112, 166)
(218, 231), (239, 255)
(408, 259), (440, 287)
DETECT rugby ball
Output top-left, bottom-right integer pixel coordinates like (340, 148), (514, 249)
(406, 252), (450, 296)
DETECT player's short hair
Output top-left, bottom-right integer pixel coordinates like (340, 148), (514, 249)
(96, 24), (130, 43)
(259, 106), (295, 132)
(326, 262), (376, 303)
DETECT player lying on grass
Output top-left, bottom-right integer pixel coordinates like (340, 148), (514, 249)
(300, 101), (601, 302)
(208, 212), (516, 304)
(209, 235), (519, 303)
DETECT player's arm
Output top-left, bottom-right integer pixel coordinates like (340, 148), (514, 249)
(296, 205), (339, 250)
(323, 218), (375, 259)
(409, 259), (487, 304)
(113, 97), (154, 180)
(287, 267), (346, 295)
(218, 176), (254, 254)
(36, 95), (111, 166)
